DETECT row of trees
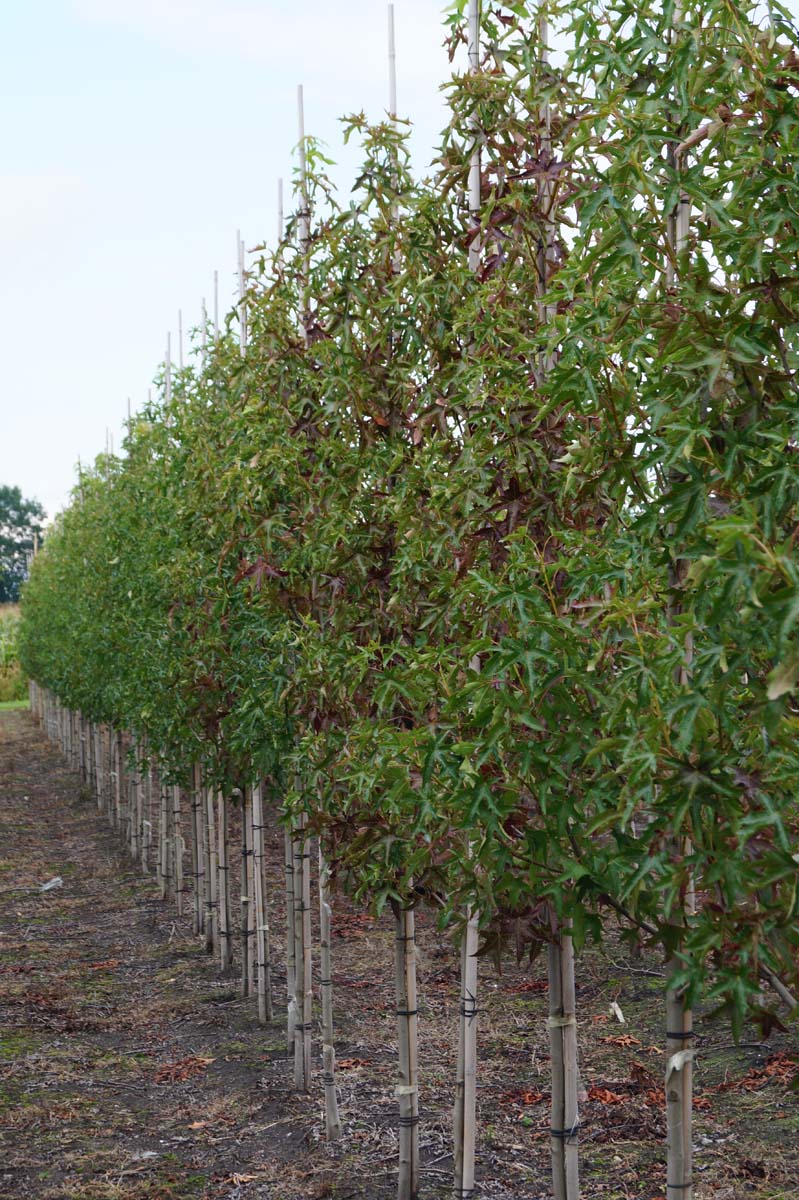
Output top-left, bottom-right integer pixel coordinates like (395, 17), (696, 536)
(20, 1), (799, 1195)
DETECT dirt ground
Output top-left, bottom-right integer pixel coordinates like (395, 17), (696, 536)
(1, 708), (797, 1200)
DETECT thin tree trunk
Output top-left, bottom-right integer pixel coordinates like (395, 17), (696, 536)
(319, 846), (341, 1140)
(94, 725), (102, 811)
(395, 901), (419, 1199)
(293, 812), (312, 1091)
(144, 757), (155, 873)
(453, 909), (479, 1199)
(666, 959), (694, 1200)
(114, 730), (123, 830)
(173, 785), (184, 917)
(159, 775), (171, 901)
(218, 791), (233, 972)
(453, 6), (482, 1191)
(204, 785), (218, 955)
(241, 786), (253, 997)
(664, 9), (694, 1186)
(191, 764), (204, 935)
(252, 781), (273, 1023)
(548, 928), (580, 1200)
(285, 826), (297, 1050)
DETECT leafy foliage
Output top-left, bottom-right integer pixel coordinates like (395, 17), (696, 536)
(0, 485), (45, 603)
(19, 0), (799, 1030)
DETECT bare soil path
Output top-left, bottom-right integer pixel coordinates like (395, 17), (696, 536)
(1, 709), (797, 1200)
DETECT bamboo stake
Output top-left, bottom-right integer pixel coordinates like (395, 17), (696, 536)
(292, 811), (312, 1091)
(454, 8), (482, 1196)
(218, 791), (233, 972)
(214, 270), (220, 342)
(165, 333), (172, 406)
(143, 755), (154, 873)
(533, 9), (581, 1195)
(191, 765), (203, 935)
(454, 911), (479, 1199)
(115, 730), (124, 832)
(319, 845), (342, 1140)
(93, 725), (102, 811)
(159, 776), (170, 901)
(395, 900), (419, 1199)
(241, 785), (253, 996)
(291, 87), (313, 1094)
(664, 6), (694, 1196)
(252, 781), (273, 1022)
(237, 232), (247, 357)
(204, 783), (218, 954)
(285, 826), (297, 1049)
(548, 931), (580, 1197)
(387, 14), (419, 1190)
(297, 85), (311, 347)
(173, 785), (184, 917)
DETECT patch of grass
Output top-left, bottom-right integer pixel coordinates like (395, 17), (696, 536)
(0, 1032), (37, 1059)
(0, 697), (30, 710)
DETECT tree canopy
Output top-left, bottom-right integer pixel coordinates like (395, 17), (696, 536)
(0, 485), (45, 604)
(19, 0), (799, 1030)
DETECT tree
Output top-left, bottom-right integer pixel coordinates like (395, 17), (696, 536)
(0, 485), (46, 603)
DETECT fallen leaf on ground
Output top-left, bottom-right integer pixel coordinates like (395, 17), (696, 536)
(500, 1088), (545, 1107)
(154, 1055), (215, 1083)
(587, 1085), (626, 1104)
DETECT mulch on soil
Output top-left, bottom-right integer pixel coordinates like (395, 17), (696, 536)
(1, 709), (797, 1200)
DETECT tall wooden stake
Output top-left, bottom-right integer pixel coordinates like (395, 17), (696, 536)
(165, 333), (172, 405)
(285, 826), (297, 1049)
(172, 784), (183, 917)
(395, 900), (419, 1199)
(241, 786), (254, 996)
(533, 9), (581, 1196)
(292, 811), (312, 1091)
(548, 931), (580, 1198)
(191, 764), (205, 935)
(237, 232), (247, 357)
(319, 845), (342, 1139)
(290, 85), (314, 1096)
(454, 7), (481, 1197)
(218, 792), (233, 972)
(252, 781), (273, 1022)
(204, 783), (218, 954)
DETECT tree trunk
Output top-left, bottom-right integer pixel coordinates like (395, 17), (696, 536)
(453, 909), (479, 1199)
(319, 846), (341, 1140)
(204, 784), (218, 954)
(241, 786), (253, 997)
(666, 961), (694, 1200)
(191, 764), (204, 935)
(285, 827), (296, 1050)
(292, 813), (312, 1091)
(217, 791), (233, 972)
(173, 785), (183, 917)
(548, 927), (580, 1200)
(252, 781), (273, 1023)
(395, 902), (419, 1199)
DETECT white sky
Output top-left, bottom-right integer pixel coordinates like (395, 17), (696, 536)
(3, 1), (797, 521)
(1, 1), (452, 519)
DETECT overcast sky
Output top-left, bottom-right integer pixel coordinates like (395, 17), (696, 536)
(1, 0), (452, 520)
(4, 2), (796, 522)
